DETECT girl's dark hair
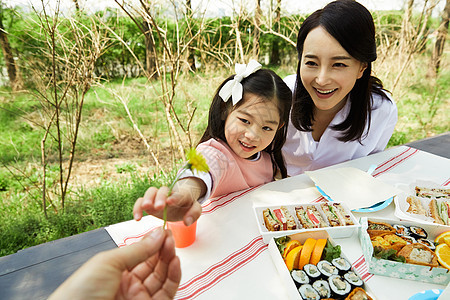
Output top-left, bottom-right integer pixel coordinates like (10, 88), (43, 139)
(199, 68), (292, 178)
(292, 0), (391, 142)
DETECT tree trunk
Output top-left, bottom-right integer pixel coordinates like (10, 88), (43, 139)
(142, 20), (157, 78)
(400, 0), (414, 53)
(253, 0), (261, 59)
(73, 0), (80, 11)
(270, 0), (281, 65)
(0, 15), (22, 91)
(428, 0), (450, 77)
(186, 0), (196, 72)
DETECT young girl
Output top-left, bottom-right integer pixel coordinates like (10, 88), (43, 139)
(133, 60), (292, 226)
(282, 0), (398, 176)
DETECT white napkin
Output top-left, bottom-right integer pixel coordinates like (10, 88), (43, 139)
(306, 167), (402, 210)
(439, 282), (450, 299)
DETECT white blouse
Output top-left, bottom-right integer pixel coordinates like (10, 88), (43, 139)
(282, 74), (398, 176)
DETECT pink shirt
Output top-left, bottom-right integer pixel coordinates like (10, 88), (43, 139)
(197, 139), (274, 198)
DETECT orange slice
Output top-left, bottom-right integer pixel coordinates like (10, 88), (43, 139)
(283, 240), (302, 260)
(436, 243), (450, 270)
(434, 231), (450, 245)
(298, 238), (317, 270)
(444, 236), (450, 248)
(310, 239), (327, 265)
(285, 245), (302, 271)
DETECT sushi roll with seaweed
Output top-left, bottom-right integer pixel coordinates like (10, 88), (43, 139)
(312, 280), (331, 298)
(292, 269), (309, 287)
(393, 224), (410, 236)
(409, 226), (428, 239)
(331, 257), (351, 274)
(343, 271), (364, 288)
(417, 238), (436, 251)
(401, 235), (416, 244)
(298, 284), (320, 300)
(328, 275), (351, 299)
(303, 264), (321, 281)
(317, 260), (338, 278)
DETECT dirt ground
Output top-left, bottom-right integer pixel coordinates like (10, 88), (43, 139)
(69, 136), (174, 189)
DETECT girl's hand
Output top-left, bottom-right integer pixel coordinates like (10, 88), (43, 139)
(134, 178), (205, 226)
(133, 186), (171, 221)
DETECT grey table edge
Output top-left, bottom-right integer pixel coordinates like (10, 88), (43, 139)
(0, 228), (117, 300)
(404, 131), (450, 159)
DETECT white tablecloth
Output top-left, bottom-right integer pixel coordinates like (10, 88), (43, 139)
(106, 146), (450, 299)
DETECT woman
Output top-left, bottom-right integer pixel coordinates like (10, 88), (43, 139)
(282, 0), (398, 176)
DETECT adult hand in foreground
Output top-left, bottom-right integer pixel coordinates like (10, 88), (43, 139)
(49, 227), (181, 300)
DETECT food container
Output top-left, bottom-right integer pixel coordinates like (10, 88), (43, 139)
(359, 217), (450, 285)
(395, 195), (450, 228)
(394, 180), (450, 227)
(254, 202), (360, 243)
(268, 230), (374, 300)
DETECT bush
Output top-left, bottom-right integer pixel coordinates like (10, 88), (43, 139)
(0, 172), (166, 256)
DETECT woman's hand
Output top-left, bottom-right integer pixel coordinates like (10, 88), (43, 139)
(49, 227), (181, 300)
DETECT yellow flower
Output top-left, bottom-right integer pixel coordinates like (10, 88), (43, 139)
(163, 148), (209, 228)
(186, 148), (209, 173)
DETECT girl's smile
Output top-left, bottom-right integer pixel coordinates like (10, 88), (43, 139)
(239, 140), (256, 152)
(224, 94), (280, 159)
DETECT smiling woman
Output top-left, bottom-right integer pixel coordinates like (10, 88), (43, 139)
(282, 0), (398, 177)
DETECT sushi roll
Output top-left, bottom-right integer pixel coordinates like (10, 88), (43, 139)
(292, 270), (309, 287)
(343, 271), (364, 288)
(312, 280), (331, 298)
(328, 275), (351, 299)
(331, 257), (351, 274)
(417, 238), (436, 251)
(317, 260), (338, 278)
(298, 284), (320, 300)
(393, 224), (410, 236)
(409, 226), (428, 239)
(303, 264), (321, 281)
(401, 235), (416, 244)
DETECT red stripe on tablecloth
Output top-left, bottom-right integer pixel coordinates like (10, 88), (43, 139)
(175, 236), (267, 299)
(361, 272), (374, 281)
(201, 186), (260, 214)
(373, 147), (412, 170)
(352, 255), (373, 282)
(372, 147), (418, 177)
(352, 255), (365, 269)
(116, 224), (161, 247)
(443, 178), (450, 186)
(312, 196), (326, 203)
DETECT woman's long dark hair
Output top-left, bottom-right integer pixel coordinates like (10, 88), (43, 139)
(199, 69), (292, 178)
(291, 0), (391, 142)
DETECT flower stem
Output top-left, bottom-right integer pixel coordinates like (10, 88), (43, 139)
(163, 167), (185, 229)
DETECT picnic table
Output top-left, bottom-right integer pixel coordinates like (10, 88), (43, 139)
(0, 131), (449, 299)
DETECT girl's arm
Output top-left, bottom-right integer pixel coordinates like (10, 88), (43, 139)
(133, 177), (206, 226)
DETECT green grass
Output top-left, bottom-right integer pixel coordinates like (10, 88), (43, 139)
(0, 61), (448, 256)
(0, 171), (167, 257)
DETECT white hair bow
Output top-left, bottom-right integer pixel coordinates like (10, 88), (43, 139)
(218, 60), (262, 106)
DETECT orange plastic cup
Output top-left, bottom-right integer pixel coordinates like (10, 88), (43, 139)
(167, 221), (197, 248)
